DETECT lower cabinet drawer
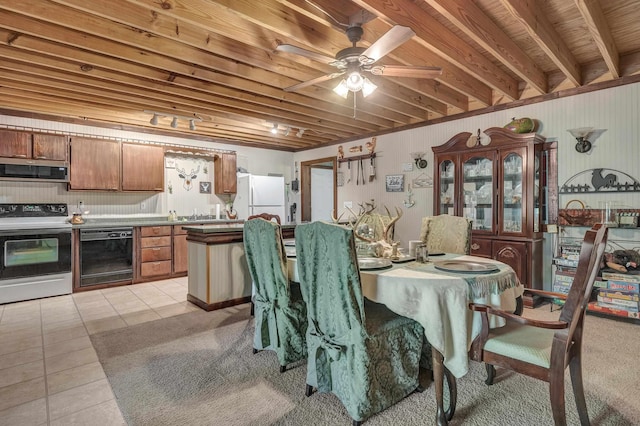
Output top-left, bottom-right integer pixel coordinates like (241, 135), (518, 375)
(141, 260), (172, 277)
(141, 236), (171, 248)
(141, 246), (171, 262)
(470, 238), (492, 258)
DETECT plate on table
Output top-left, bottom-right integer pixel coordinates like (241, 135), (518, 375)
(283, 240), (295, 246)
(358, 258), (393, 270)
(434, 260), (499, 274)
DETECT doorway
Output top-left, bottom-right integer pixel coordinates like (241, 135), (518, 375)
(301, 156), (337, 222)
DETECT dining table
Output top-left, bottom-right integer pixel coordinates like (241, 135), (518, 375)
(285, 242), (523, 425)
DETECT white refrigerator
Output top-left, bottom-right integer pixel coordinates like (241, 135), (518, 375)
(234, 174), (286, 222)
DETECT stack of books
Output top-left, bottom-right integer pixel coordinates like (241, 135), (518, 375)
(589, 272), (640, 319)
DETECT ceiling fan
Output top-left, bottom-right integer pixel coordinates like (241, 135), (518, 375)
(277, 24), (442, 98)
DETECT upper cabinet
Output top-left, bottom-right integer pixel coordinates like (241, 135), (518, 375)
(70, 138), (165, 192)
(121, 143), (164, 191)
(69, 137), (120, 190)
(214, 153), (237, 194)
(433, 127), (557, 306)
(0, 130), (68, 161)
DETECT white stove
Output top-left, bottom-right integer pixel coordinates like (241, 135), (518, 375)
(0, 203), (73, 304)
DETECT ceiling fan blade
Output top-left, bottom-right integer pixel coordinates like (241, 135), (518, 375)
(283, 72), (345, 92)
(359, 25), (415, 65)
(276, 44), (336, 64)
(369, 65), (442, 78)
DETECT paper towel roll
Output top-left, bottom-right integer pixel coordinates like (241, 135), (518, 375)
(216, 204), (221, 219)
(409, 240), (422, 257)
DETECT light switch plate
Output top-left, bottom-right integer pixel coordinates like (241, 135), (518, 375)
(402, 162), (414, 172)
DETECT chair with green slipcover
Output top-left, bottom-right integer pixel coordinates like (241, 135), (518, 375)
(468, 224), (608, 425)
(295, 221), (424, 425)
(243, 218), (307, 373)
(419, 214), (472, 255)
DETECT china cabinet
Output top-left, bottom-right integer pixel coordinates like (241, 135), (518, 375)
(433, 127), (557, 307)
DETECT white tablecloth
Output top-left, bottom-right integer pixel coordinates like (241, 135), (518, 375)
(287, 253), (523, 379)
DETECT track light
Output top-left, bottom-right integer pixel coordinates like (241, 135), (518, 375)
(271, 123), (278, 134)
(296, 128), (305, 138)
(284, 126), (291, 136)
(145, 110), (203, 130)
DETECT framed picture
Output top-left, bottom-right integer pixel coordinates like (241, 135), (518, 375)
(385, 174), (404, 192)
(199, 181), (211, 194)
(164, 157), (176, 168)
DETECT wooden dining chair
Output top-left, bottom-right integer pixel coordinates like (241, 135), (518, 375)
(243, 217), (307, 372)
(247, 212), (281, 224)
(295, 221), (424, 425)
(468, 224), (608, 425)
(419, 214), (472, 254)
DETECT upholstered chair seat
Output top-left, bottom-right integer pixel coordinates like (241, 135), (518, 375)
(243, 218), (307, 372)
(296, 221), (424, 425)
(419, 214), (472, 255)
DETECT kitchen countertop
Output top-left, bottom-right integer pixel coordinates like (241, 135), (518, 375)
(182, 223), (296, 234)
(70, 216), (245, 229)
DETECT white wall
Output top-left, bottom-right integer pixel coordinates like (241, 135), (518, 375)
(0, 115), (294, 218)
(293, 82), (640, 249)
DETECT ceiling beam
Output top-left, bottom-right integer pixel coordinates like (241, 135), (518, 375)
(573, 0), (619, 78)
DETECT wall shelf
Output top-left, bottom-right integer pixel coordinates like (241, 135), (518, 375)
(338, 152), (376, 163)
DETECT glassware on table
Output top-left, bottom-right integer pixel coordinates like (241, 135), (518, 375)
(416, 244), (429, 263)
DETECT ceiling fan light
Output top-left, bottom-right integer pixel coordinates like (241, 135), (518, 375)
(296, 129), (305, 138)
(333, 79), (349, 98)
(361, 77), (377, 97)
(346, 71), (364, 92)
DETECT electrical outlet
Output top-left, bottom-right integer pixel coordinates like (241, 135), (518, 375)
(140, 202), (146, 211)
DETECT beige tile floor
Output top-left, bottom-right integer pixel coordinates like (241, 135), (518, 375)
(0, 276), (198, 426)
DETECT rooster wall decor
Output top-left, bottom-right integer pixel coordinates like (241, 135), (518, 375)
(560, 168), (640, 193)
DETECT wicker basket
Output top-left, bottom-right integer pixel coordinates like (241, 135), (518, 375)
(558, 200), (602, 226)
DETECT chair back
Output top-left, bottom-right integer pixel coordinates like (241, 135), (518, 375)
(243, 218), (289, 303)
(295, 221), (365, 338)
(558, 224), (608, 338)
(248, 213), (281, 224)
(419, 214), (472, 254)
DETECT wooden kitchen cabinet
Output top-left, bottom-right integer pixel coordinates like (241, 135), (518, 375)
(121, 143), (164, 191)
(69, 137), (120, 190)
(173, 225), (188, 275)
(214, 153), (237, 194)
(433, 127), (557, 307)
(0, 130), (68, 161)
(139, 226), (172, 278)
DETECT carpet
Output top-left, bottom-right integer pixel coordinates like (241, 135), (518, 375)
(90, 303), (640, 425)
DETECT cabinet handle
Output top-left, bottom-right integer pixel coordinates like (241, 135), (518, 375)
(153, 247), (160, 250)
(471, 243), (480, 250)
(14, 154), (27, 158)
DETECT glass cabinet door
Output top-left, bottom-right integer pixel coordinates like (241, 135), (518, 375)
(502, 152), (524, 233)
(438, 159), (455, 215)
(462, 154), (493, 231)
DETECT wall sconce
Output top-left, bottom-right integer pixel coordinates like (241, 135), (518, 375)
(410, 152), (427, 169)
(567, 127), (593, 153)
(145, 110), (202, 130)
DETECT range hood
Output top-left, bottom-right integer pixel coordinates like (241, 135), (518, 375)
(0, 158), (69, 183)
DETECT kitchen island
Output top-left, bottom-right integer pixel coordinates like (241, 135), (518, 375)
(183, 223), (295, 311)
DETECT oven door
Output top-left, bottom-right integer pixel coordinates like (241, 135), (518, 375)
(0, 229), (72, 281)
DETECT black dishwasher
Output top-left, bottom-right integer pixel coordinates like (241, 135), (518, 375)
(79, 228), (133, 287)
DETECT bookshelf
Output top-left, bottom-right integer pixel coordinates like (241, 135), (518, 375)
(553, 226), (640, 323)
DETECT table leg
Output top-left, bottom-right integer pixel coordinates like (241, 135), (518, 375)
(432, 347), (448, 426)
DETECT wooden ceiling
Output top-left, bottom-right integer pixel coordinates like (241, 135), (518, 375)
(2, 0), (640, 151)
